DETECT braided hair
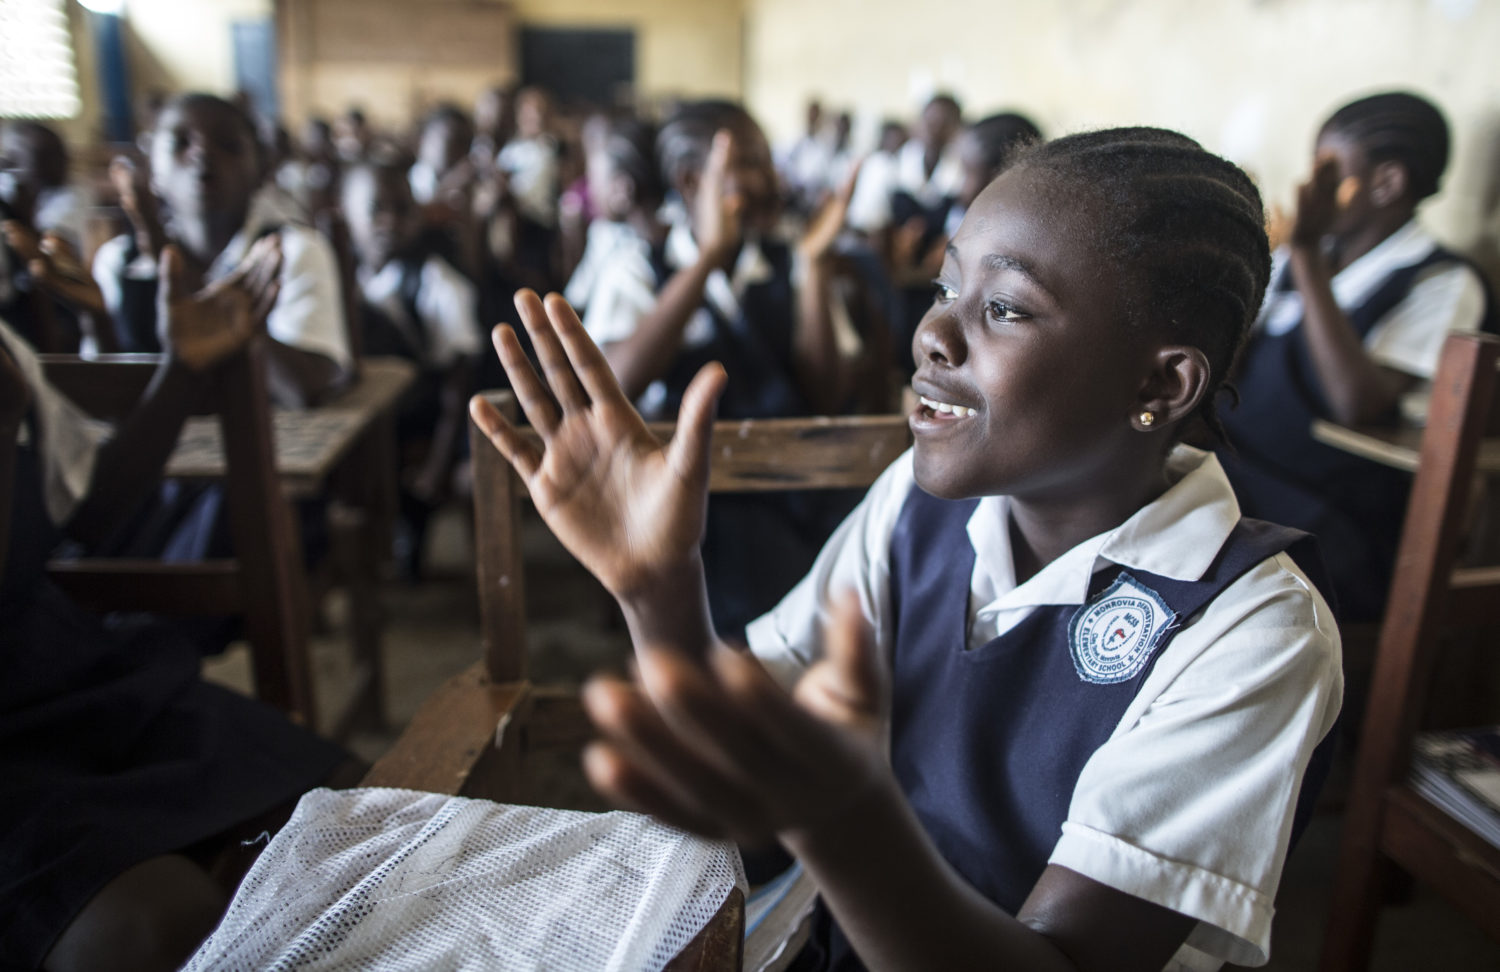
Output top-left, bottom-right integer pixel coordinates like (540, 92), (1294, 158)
(1321, 91), (1450, 201)
(1009, 127), (1271, 442)
(600, 116), (664, 209)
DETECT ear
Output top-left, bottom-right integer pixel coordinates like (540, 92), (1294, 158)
(1133, 345), (1211, 432)
(1369, 160), (1409, 208)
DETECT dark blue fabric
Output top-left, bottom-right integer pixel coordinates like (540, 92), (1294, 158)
(645, 236), (855, 636)
(1, 403), (345, 968)
(1217, 247), (1495, 622)
(809, 485), (1335, 972)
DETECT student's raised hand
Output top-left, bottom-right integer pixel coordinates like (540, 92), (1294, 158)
(695, 130), (744, 270)
(158, 236), (281, 371)
(798, 156), (863, 264)
(1290, 155), (1354, 248)
(3, 224), (109, 317)
(470, 290), (727, 599)
(581, 592), (890, 844)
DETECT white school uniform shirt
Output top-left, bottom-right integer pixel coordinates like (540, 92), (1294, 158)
(92, 186), (352, 371)
(580, 209), (776, 418)
(747, 445), (1343, 971)
(1257, 219), (1486, 381)
(0, 318), (106, 525)
(846, 139), (963, 233)
(358, 254), (480, 368)
(33, 184), (90, 251)
(496, 136), (559, 228)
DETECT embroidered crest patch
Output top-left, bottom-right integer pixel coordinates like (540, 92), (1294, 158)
(1067, 574), (1176, 685)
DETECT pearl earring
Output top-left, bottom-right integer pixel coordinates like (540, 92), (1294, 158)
(1139, 411), (1156, 427)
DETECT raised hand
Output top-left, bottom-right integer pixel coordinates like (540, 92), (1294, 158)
(581, 592), (889, 844)
(799, 155), (863, 264)
(158, 236), (281, 371)
(695, 130), (744, 270)
(470, 289), (727, 600)
(1290, 155), (1353, 248)
(2, 223), (109, 318)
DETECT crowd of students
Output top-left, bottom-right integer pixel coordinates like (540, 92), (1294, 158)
(0, 78), (1494, 971)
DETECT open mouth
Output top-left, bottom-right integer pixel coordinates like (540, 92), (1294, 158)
(918, 394), (978, 418)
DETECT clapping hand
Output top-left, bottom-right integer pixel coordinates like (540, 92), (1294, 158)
(469, 289), (727, 600)
(695, 131), (745, 270)
(582, 592), (890, 844)
(158, 236), (281, 371)
(1290, 156), (1359, 248)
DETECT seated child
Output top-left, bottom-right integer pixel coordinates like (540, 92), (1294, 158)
(846, 93), (964, 236)
(473, 127), (1343, 971)
(0, 121), (100, 352)
(0, 239), (352, 972)
(92, 93), (351, 408)
(581, 99), (860, 634)
(341, 155), (481, 572)
(1217, 91), (1496, 623)
(562, 116), (666, 332)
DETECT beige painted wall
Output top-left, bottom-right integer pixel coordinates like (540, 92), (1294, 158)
(510, 0), (743, 103)
(743, 0), (1500, 258)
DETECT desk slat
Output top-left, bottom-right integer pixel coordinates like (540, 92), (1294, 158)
(1311, 419), (1500, 474)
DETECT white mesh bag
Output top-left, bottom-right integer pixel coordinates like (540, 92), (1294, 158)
(185, 787), (747, 971)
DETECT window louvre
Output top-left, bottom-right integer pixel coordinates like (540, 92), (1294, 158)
(0, 0), (82, 119)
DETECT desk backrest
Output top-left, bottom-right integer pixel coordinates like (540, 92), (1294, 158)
(469, 391), (913, 682)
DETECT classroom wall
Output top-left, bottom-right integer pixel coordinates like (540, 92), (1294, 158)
(742, 0), (1500, 263)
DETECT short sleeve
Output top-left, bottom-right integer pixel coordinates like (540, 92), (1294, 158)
(580, 243), (659, 348)
(745, 450), (915, 688)
(416, 256), (482, 365)
(269, 226), (352, 369)
(1050, 552), (1343, 968)
(1365, 262), (1487, 379)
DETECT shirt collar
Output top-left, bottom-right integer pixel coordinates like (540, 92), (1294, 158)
(966, 445), (1242, 612)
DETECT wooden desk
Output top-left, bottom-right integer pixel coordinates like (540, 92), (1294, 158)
(1311, 418), (1500, 474)
(165, 358), (414, 498)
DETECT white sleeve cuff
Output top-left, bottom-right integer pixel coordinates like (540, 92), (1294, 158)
(1050, 822), (1271, 968)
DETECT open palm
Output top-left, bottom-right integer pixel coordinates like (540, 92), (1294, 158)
(470, 290), (726, 599)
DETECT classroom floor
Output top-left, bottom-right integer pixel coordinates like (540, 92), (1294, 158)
(202, 506), (1500, 971)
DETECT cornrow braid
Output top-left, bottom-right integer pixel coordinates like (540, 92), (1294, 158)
(1010, 127), (1271, 444)
(1322, 91), (1449, 201)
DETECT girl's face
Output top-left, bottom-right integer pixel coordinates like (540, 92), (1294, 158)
(344, 167), (416, 270)
(910, 166), (1157, 502)
(1312, 127), (1378, 236)
(151, 102), (261, 221)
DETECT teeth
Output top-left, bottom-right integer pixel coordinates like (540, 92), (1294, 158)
(920, 395), (976, 417)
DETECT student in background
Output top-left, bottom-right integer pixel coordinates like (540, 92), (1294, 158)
(562, 116), (666, 330)
(0, 121), (100, 353)
(497, 87), (561, 234)
(1218, 91), (1496, 622)
(583, 99), (860, 635)
(778, 98), (833, 219)
(846, 94), (964, 236)
(341, 155), (481, 576)
(92, 93), (350, 408)
(1, 238), (355, 972)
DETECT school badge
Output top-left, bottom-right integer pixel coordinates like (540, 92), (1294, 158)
(1068, 574), (1176, 685)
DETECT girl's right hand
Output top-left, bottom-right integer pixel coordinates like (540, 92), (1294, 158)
(470, 290), (727, 600)
(695, 130), (745, 270)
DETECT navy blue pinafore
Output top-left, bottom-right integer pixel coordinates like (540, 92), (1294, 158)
(0, 414), (345, 968)
(1218, 250), (1496, 622)
(646, 238), (857, 637)
(800, 486), (1336, 972)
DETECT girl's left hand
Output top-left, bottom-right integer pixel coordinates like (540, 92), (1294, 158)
(582, 593), (892, 845)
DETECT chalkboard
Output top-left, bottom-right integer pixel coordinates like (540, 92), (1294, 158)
(519, 28), (635, 108)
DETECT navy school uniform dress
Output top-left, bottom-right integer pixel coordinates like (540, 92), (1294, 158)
(645, 236), (859, 637)
(1217, 246), (1497, 624)
(788, 485), (1338, 972)
(0, 414), (346, 969)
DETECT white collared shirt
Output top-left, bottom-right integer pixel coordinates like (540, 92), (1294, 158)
(1257, 220), (1486, 381)
(746, 445), (1343, 971)
(358, 254), (479, 368)
(91, 186), (352, 372)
